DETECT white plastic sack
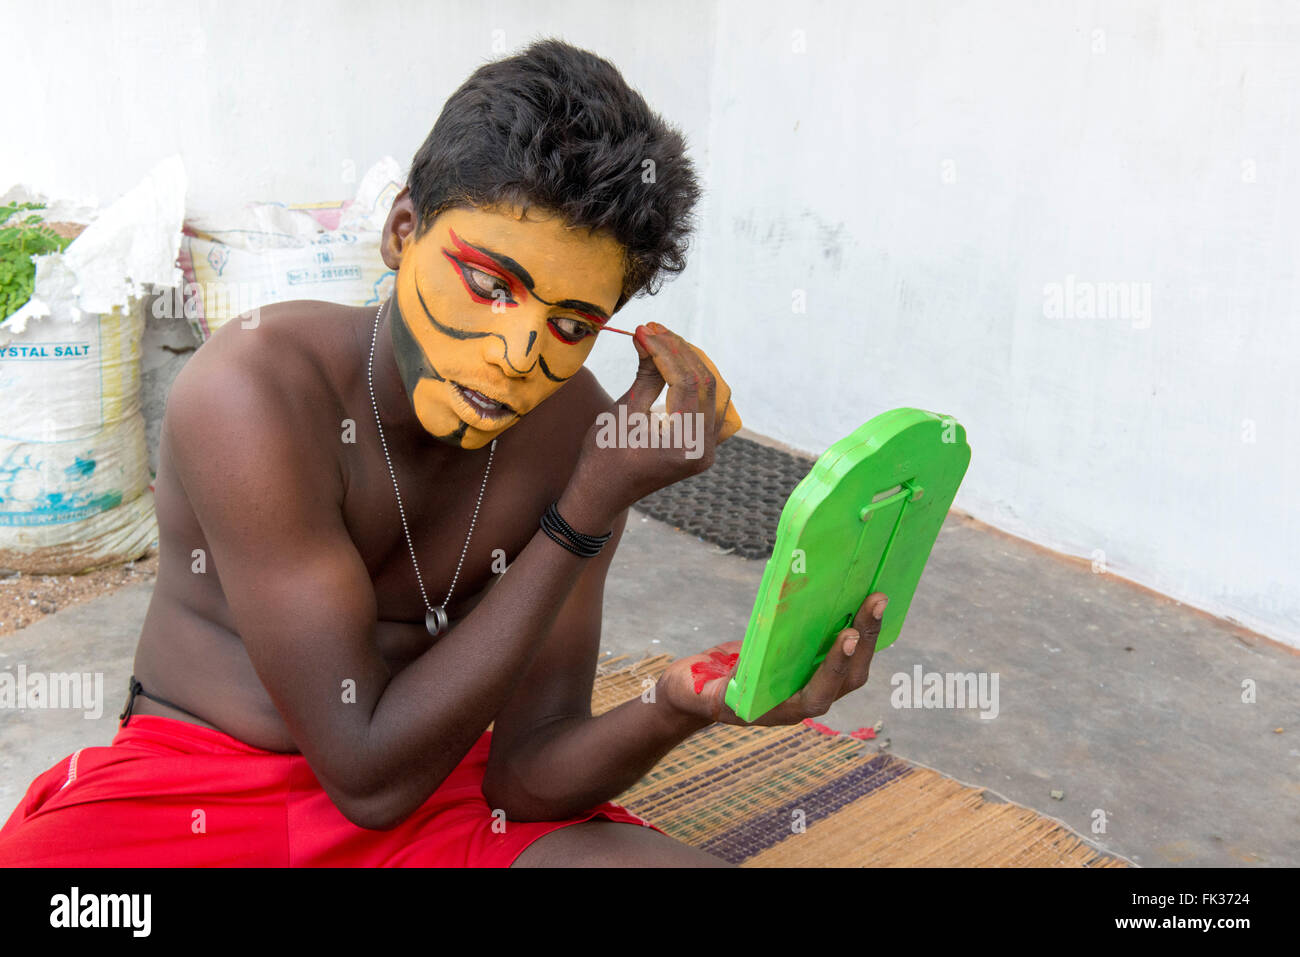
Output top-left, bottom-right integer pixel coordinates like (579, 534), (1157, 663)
(178, 156), (402, 340)
(0, 157), (186, 573)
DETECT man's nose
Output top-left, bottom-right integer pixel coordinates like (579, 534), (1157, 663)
(484, 306), (546, 376)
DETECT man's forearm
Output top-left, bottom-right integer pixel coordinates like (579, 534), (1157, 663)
(356, 486), (620, 828)
(486, 681), (714, 821)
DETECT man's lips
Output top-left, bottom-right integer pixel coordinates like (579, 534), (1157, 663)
(451, 381), (517, 420)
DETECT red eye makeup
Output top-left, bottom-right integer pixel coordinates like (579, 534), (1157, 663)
(441, 227), (633, 336)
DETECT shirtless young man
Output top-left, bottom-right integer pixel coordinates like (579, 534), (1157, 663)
(0, 39), (886, 868)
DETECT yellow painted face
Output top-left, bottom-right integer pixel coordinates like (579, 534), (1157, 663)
(391, 204), (626, 449)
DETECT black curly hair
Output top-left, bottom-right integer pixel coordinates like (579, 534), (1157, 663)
(406, 37), (702, 314)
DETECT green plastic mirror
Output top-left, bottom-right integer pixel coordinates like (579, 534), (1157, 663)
(724, 408), (971, 722)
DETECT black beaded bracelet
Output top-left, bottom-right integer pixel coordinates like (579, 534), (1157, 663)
(541, 503), (610, 557)
(540, 520), (603, 557)
(545, 502), (612, 547)
(540, 501), (612, 557)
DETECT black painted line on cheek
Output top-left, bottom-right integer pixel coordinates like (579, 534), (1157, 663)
(537, 354), (573, 383)
(391, 301), (480, 447)
(391, 298), (445, 389)
(416, 277), (490, 342)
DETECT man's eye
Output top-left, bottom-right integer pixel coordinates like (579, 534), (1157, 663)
(552, 316), (597, 342)
(465, 265), (511, 300)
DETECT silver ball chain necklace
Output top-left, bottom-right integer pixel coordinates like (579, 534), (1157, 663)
(368, 301), (496, 638)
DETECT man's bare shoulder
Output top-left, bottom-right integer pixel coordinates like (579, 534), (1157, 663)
(178, 300), (359, 404)
(163, 301), (359, 482)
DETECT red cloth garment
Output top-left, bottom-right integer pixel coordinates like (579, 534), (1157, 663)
(0, 715), (662, 867)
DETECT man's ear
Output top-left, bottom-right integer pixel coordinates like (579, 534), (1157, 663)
(381, 186), (417, 270)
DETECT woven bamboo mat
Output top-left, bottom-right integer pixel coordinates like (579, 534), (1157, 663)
(591, 654), (1129, 867)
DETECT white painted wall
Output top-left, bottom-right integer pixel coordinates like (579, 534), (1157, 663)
(686, 0), (1299, 648)
(5, 1), (1296, 646)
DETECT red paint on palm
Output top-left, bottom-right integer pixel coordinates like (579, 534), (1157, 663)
(690, 651), (740, 694)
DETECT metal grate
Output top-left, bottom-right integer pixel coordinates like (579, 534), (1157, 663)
(631, 435), (816, 560)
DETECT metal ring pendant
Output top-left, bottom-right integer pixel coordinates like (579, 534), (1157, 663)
(426, 606), (450, 638)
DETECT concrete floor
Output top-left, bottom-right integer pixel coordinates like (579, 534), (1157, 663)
(2, 508), (1297, 867)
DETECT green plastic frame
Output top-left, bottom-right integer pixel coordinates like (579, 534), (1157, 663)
(724, 408), (971, 722)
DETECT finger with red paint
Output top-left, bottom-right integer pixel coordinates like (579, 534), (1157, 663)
(636, 322), (719, 446)
(621, 323), (668, 417)
(565, 322), (726, 526)
(638, 322), (740, 444)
